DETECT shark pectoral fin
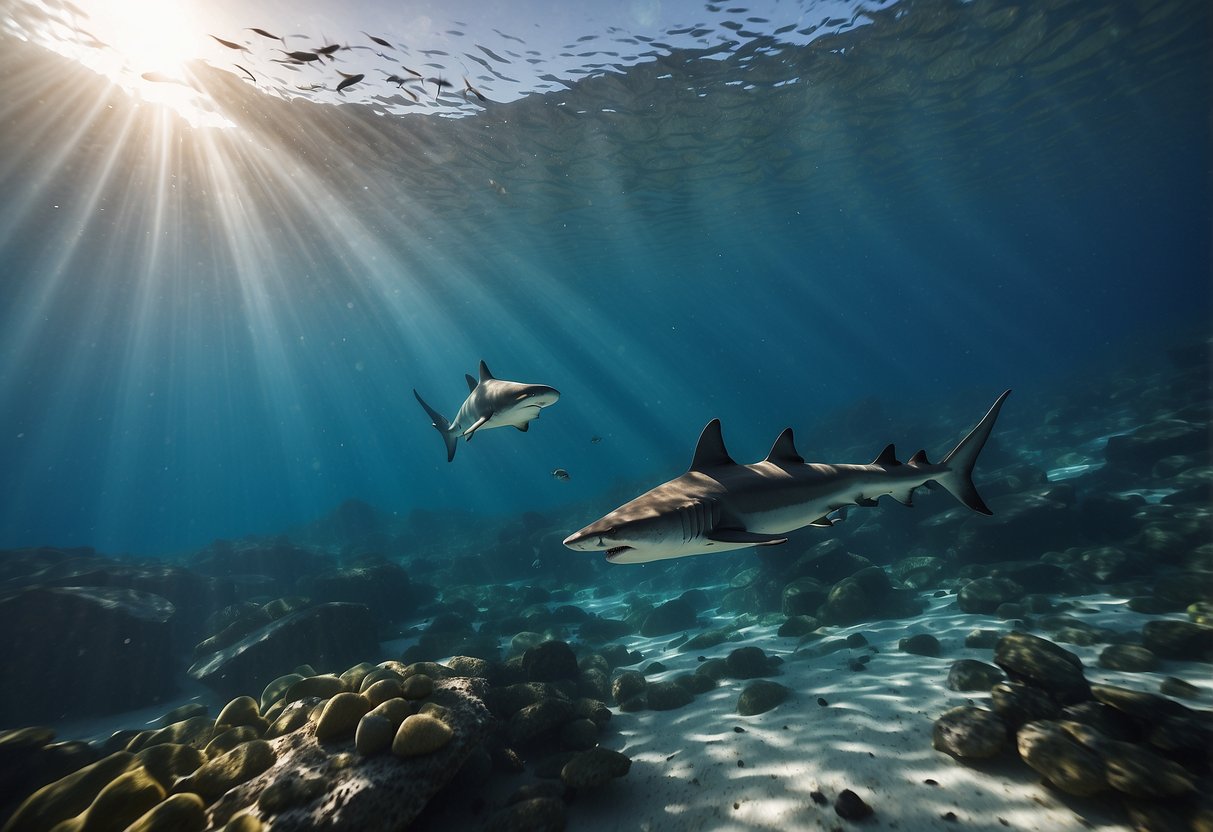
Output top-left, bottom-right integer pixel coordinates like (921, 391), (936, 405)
(707, 529), (788, 546)
(515, 423), (529, 432)
(462, 415), (490, 439)
(809, 516), (834, 527)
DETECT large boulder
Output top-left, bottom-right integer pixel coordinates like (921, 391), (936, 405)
(0, 586), (177, 725)
(187, 603), (377, 698)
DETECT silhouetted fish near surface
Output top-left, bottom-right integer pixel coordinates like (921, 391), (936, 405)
(234, 64), (256, 83)
(246, 28), (284, 46)
(552, 469), (571, 481)
(463, 77), (488, 102)
(336, 73), (364, 93)
(209, 35), (247, 51)
(316, 44), (342, 57)
(362, 32), (393, 49)
(278, 49), (321, 63)
(590, 436), (603, 444)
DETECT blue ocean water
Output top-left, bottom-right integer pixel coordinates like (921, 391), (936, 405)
(0, 0), (1208, 559)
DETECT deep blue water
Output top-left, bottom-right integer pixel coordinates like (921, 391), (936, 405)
(0, 0), (1208, 556)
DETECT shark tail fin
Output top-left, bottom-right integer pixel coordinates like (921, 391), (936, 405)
(413, 389), (458, 462)
(937, 390), (1011, 515)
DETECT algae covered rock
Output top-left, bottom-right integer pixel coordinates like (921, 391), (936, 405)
(522, 641), (580, 682)
(945, 659), (1004, 692)
(392, 714), (454, 757)
(53, 765), (166, 832)
(180, 739), (276, 802)
(560, 747), (631, 789)
(737, 680), (790, 716)
(994, 632), (1090, 704)
(646, 681), (694, 711)
(123, 792), (207, 832)
(1016, 720), (1106, 796)
(315, 692), (372, 742)
(899, 633), (941, 656)
(932, 706), (1007, 759)
(3, 751), (138, 832)
(215, 696), (264, 731)
(1098, 644), (1156, 672)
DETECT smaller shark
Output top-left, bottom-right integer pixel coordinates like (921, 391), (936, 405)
(414, 361), (560, 462)
(564, 391), (1010, 563)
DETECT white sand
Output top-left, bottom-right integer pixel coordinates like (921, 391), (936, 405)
(558, 590), (1211, 832)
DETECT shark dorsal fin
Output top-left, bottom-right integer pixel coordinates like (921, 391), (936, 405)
(872, 444), (901, 466)
(690, 419), (735, 471)
(478, 360), (494, 382)
(909, 449), (930, 465)
(765, 428), (804, 465)
(465, 374), (478, 393)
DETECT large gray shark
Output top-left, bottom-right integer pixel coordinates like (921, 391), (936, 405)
(564, 391), (1010, 563)
(414, 361), (560, 462)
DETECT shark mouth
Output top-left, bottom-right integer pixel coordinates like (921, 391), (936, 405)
(605, 546), (633, 560)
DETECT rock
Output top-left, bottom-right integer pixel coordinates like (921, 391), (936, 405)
(522, 641), (580, 683)
(679, 627), (736, 651)
(260, 674), (306, 711)
(560, 747), (631, 789)
(899, 633), (941, 656)
(1159, 677), (1201, 699)
(1105, 419), (1207, 476)
(215, 697), (263, 731)
(560, 718), (600, 751)
(932, 707), (1007, 759)
(1142, 619), (1213, 660)
(737, 681), (790, 716)
(994, 633), (1090, 705)
(3, 751), (138, 832)
(964, 629), (1002, 648)
(208, 676), (494, 830)
(611, 671), (647, 705)
(158, 703), (209, 726)
(134, 744), (206, 791)
(640, 598), (697, 636)
(989, 682), (1060, 728)
(354, 714), (395, 756)
(781, 577), (829, 617)
(204, 727), (262, 759)
(315, 693), (372, 742)
(394, 711), (454, 760)
(1074, 547), (1135, 583)
(187, 603), (377, 698)
(1101, 739), (1196, 798)
(777, 615), (820, 638)
(363, 678), (404, 707)
(834, 789), (873, 821)
(298, 560), (416, 624)
(257, 770), (328, 813)
(123, 792), (207, 832)
(1098, 644), (1157, 672)
(132, 716), (216, 753)
(957, 577), (1023, 614)
(490, 797), (567, 832)
(945, 660), (1004, 692)
(58, 766), (165, 832)
(0, 587), (177, 724)
(179, 740), (275, 802)
(646, 681), (694, 711)
(400, 674), (434, 700)
(725, 646), (778, 679)
(1016, 720), (1106, 796)
(577, 616), (634, 643)
(508, 699), (575, 746)
(890, 556), (946, 589)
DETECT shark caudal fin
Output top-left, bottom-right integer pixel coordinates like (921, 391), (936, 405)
(413, 389), (458, 462)
(937, 390), (1011, 515)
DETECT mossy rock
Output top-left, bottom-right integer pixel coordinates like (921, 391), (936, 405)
(1098, 644), (1157, 672)
(362, 678), (403, 707)
(130, 717), (215, 753)
(157, 703), (208, 727)
(315, 692), (373, 742)
(180, 740), (276, 803)
(355, 714), (396, 756)
(224, 814), (266, 831)
(215, 697), (264, 732)
(400, 674), (434, 700)
(265, 702), (314, 739)
(134, 743), (206, 790)
(357, 668), (405, 693)
(51, 765), (166, 832)
(737, 680), (790, 716)
(560, 747), (631, 789)
(260, 674), (305, 712)
(263, 596), (310, 619)
(368, 697), (418, 727)
(646, 681), (694, 711)
(204, 727), (262, 759)
(4, 751), (138, 832)
(391, 714), (453, 758)
(282, 675), (346, 705)
(123, 793), (207, 832)
(340, 662), (379, 692)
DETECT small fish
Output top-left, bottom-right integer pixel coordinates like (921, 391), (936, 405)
(487, 179), (507, 195)
(590, 436), (603, 444)
(430, 75), (452, 100)
(552, 468), (570, 481)
(234, 64), (256, 83)
(278, 49), (321, 63)
(363, 31), (393, 49)
(335, 73), (364, 94)
(384, 73), (405, 86)
(246, 28), (284, 46)
(463, 77), (488, 103)
(316, 43), (342, 56)
(400, 87), (420, 103)
(209, 35), (247, 51)
(401, 66), (423, 79)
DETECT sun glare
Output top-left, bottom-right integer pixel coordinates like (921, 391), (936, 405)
(85, 0), (199, 76)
